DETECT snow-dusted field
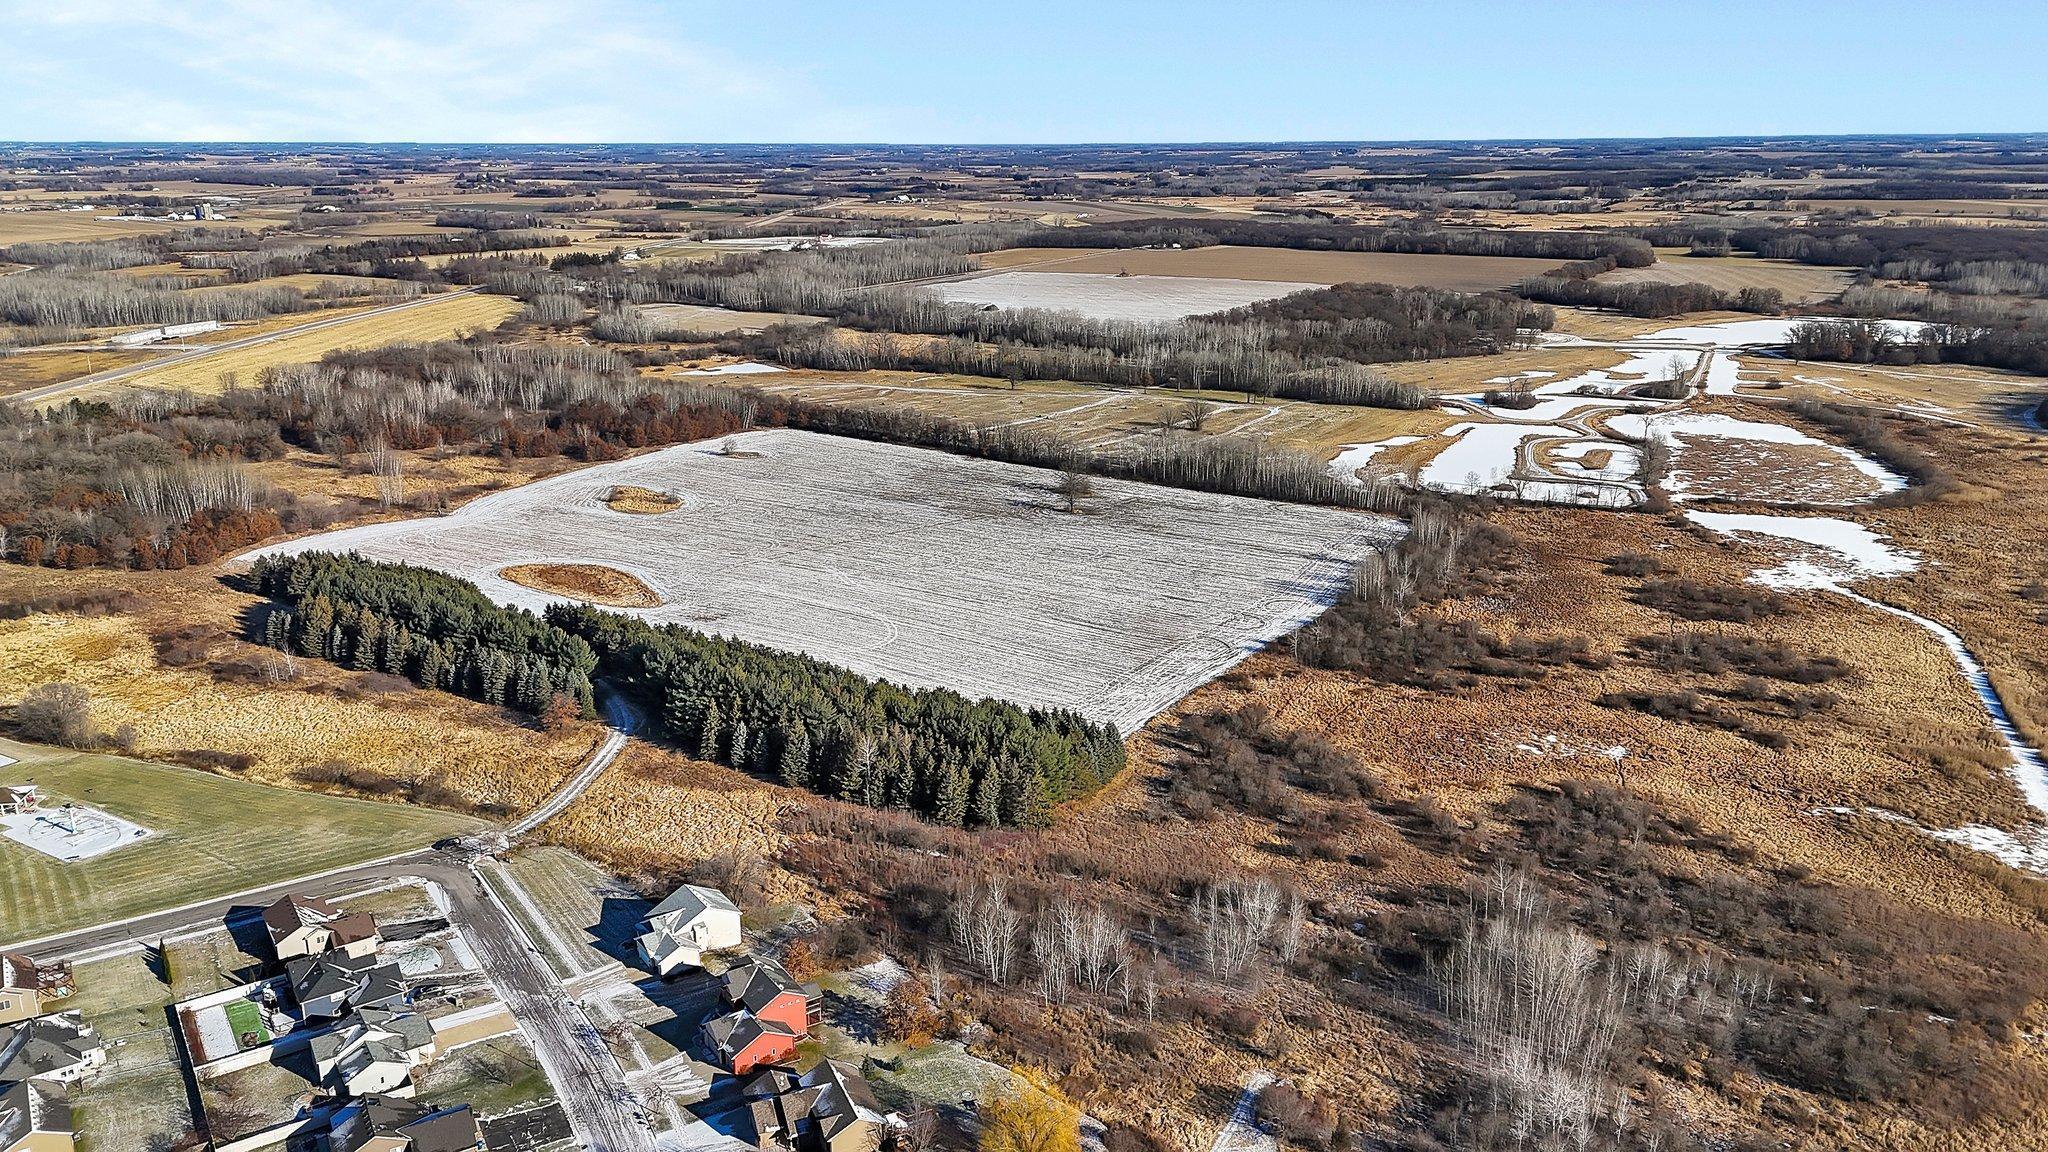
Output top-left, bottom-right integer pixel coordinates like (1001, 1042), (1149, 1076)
(243, 430), (1402, 731)
(927, 271), (1319, 322)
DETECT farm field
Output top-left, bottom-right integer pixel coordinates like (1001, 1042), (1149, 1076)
(0, 738), (477, 942)
(1595, 251), (1855, 302)
(242, 429), (1404, 730)
(975, 244), (1568, 289)
(928, 270), (1319, 321)
(0, 347), (160, 395)
(0, 212), (202, 245)
(59, 291), (518, 399)
(634, 301), (827, 335)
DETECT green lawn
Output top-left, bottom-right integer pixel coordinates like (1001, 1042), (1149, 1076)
(0, 738), (480, 942)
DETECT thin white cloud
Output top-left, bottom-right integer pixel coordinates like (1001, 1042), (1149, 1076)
(0, 0), (877, 141)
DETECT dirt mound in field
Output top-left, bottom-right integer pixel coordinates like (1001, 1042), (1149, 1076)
(604, 485), (683, 514)
(501, 563), (661, 608)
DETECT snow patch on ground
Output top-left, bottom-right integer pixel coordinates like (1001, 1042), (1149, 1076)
(1638, 317), (1932, 347)
(1683, 511), (1921, 588)
(0, 802), (153, 862)
(1610, 411), (1907, 500)
(678, 361), (786, 376)
(928, 271), (1319, 322)
(1326, 437), (1420, 484)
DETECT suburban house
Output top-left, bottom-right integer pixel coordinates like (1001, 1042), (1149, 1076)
(328, 1094), (483, 1152)
(701, 955), (815, 1073)
(263, 894), (383, 962)
(0, 1015), (104, 1086)
(0, 1077), (72, 1152)
(310, 1006), (438, 1098)
(744, 1059), (895, 1152)
(288, 952), (406, 1021)
(635, 884), (743, 975)
(0, 958), (40, 1028)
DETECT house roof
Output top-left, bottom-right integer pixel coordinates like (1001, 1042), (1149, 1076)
(331, 1095), (481, 1152)
(328, 912), (381, 946)
(288, 952), (405, 1012)
(723, 956), (802, 1015)
(0, 954), (33, 995)
(0, 1078), (70, 1148)
(801, 1058), (888, 1136)
(649, 883), (739, 924)
(310, 1006), (434, 1069)
(262, 893), (345, 943)
(0, 1014), (101, 1081)
(703, 1009), (798, 1058)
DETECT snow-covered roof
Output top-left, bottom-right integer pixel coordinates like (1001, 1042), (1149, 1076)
(648, 883), (739, 924)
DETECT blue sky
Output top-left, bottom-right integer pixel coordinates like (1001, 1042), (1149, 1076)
(2, 0), (2042, 143)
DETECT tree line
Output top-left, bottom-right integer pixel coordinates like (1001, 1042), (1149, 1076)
(248, 552), (598, 715)
(1004, 217), (1656, 265)
(1514, 257), (1784, 318)
(1786, 318), (2048, 375)
(548, 605), (1126, 827)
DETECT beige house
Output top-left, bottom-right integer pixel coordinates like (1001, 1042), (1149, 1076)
(0, 1078), (73, 1152)
(311, 1006), (438, 1098)
(263, 894), (382, 962)
(0, 958), (39, 1028)
(744, 1059), (894, 1152)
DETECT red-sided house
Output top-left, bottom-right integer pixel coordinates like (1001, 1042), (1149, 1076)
(701, 956), (815, 1074)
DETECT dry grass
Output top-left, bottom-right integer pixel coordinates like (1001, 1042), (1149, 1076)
(1727, 356), (2048, 424)
(1375, 345), (1630, 392)
(974, 245), (1567, 290)
(61, 292), (519, 399)
(0, 347), (161, 395)
(0, 214), (196, 245)
(1596, 251), (1854, 303)
(605, 485), (683, 514)
(501, 562), (662, 608)
(634, 302), (826, 335)
(541, 742), (798, 890)
(0, 568), (599, 815)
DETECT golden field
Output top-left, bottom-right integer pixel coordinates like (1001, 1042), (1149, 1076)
(1596, 250), (1855, 303)
(59, 292), (518, 400)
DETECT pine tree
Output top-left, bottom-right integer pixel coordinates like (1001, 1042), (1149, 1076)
(935, 762), (969, 826)
(697, 700), (723, 761)
(778, 722), (812, 789)
(970, 767), (1002, 828)
(728, 716), (750, 769)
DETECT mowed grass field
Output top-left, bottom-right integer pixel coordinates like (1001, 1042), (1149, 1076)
(1596, 251), (1854, 303)
(63, 291), (519, 399)
(0, 738), (477, 942)
(974, 244), (1566, 290)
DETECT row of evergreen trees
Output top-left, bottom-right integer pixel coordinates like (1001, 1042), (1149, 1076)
(248, 552), (598, 715)
(546, 605), (1126, 828)
(246, 552), (1127, 826)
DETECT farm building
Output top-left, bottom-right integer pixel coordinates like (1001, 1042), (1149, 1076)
(636, 884), (742, 975)
(262, 893), (382, 962)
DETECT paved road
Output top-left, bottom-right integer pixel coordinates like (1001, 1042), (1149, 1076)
(6, 286), (481, 406)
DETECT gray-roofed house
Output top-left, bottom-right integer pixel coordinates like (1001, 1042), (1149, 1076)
(743, 1059), (894, 1152)
(328, 1094), (483, 1152)
(636, 884), (742, 975)
(0, 1076), (74, 1152)
(310, 1005), (439, 1098)
(287, 952), (406, 1021)
(0, 1014), (104, 1086)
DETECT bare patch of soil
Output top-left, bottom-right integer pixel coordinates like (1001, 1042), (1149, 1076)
(500, 562), (662, 608)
